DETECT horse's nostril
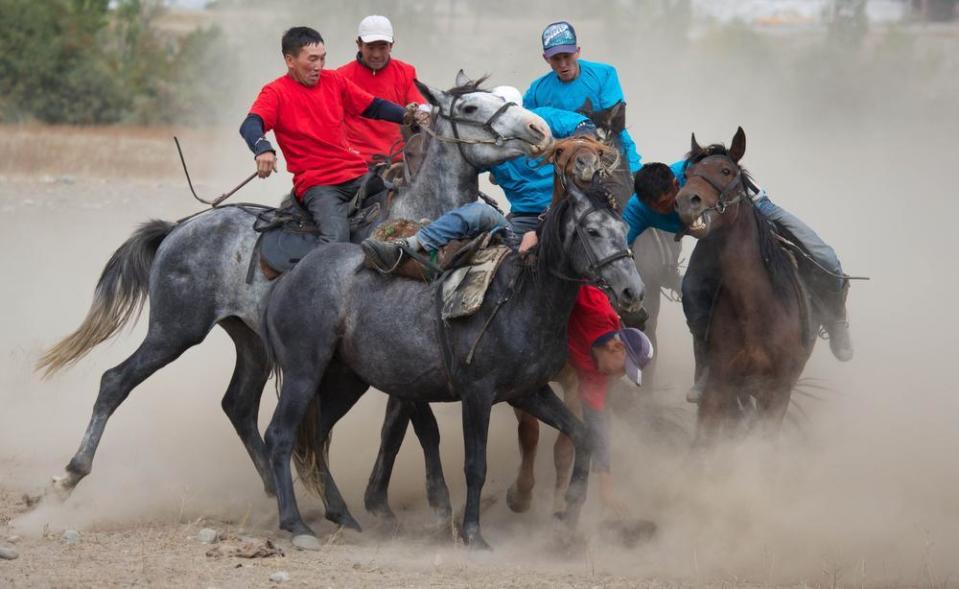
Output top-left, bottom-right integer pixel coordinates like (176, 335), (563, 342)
(691, 195), (702, 206)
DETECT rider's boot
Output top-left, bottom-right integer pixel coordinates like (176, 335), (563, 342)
(821, 280), (853, 362)
(361, 235), (420, 273)
(686, 336), (709, 404)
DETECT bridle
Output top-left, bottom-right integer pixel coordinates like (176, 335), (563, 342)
(685, 155), (747, 215)
(548, 170), (633, 285)
(421, 94), (538, 167)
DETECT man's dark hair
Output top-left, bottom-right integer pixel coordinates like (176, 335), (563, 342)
(633, 162), (676, 206)
(282, 27), (324, 57)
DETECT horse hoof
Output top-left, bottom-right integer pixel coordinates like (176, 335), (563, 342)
(47, 476), (74, 502)
(466, 534), (492, 551)
(292, 534), (322, 551)
(505, 484), (532, 513)
(329, 512), (362, 533)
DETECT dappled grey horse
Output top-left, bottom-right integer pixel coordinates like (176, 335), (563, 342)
(262, 138), (645, 549)
(34, 72), (551, 520)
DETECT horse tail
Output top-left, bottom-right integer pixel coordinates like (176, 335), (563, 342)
(293, 396), (329, 498)
(35, 219), (176, 378)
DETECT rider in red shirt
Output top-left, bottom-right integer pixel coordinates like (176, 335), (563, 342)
(239, 27), (408, 243)
(562, 285), (653, 515)
(337, 15), (427, 164)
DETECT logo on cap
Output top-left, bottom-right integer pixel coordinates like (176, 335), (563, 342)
(541, 21), (577, 57)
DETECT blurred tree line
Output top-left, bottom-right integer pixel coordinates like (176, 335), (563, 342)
(0, 0), (233, 124)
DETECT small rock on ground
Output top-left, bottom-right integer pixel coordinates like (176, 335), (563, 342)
(0, 545), (19, 560)
(269, 571), (290, 583)
(196, 528), (219, 544)
(63, 530), (81, 544)
(6, 536), (20, 544)
(292, 534), (321, 551)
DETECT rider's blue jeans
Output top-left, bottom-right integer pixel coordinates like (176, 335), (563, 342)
(416, 202), (513, 252)
(752, 189), (844, 290)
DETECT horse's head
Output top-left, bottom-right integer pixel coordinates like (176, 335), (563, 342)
(414, 71), (552, 168)
(544, 135), (621, 200)
(576, 98), (631, 209)
(538, 137), (645, 312)
(675, 127), (754, 239)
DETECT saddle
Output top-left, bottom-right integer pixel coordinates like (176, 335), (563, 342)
(253, 125), (429, 280)
(251, 172), (392, 280)
(363, 218), (513, 321)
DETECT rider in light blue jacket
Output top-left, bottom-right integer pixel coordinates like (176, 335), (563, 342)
(524, 21), (642, 175)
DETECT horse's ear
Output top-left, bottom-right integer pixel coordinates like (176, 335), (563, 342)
(577, 97), (594, 115)
(415, 79), (441, 107)
(690, 132), (704, 157)
(608, 101), (626, 134)
(729, 127), (746, 163)
(455, 69), (471, 87)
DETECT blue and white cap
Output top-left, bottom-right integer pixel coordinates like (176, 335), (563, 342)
(619, 328), (654, 386)
(541, 21), (578, 58)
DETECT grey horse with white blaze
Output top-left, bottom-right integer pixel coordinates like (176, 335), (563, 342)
(262, 151), (645, 549)
(34, 73), (551, 520)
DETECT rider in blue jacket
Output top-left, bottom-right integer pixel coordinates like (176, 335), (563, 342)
(627, 162), (853, 402)
(524, 21), (642, 176)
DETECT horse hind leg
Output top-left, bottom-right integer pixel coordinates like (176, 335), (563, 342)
(364, 397), (414, 522)
(506, 408), (539, 513)
(53, 321), (208, 498)
(218, 317), (274, 496)
(294, 361), (368, 532)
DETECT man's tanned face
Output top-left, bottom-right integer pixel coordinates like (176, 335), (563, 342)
(545, 49), (581, 82)
(286, 42), (326, 86)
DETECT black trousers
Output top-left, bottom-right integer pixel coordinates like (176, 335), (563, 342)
(301, 176), (367, 244)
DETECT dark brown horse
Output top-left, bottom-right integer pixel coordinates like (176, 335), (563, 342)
(675, 128), (816, 440)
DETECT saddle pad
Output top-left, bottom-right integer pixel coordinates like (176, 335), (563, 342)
(441, 245), (512, 320)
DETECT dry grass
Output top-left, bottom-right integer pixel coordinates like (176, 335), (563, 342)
(0, 124), (225, 180)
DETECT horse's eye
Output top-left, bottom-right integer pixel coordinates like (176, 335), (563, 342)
(462, 105), (478, 114)
(586, 228), (601, 237)
(722, 168), (731, 175)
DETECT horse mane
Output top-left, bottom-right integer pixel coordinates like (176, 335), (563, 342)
(446, 75), (491, 96)
(535, 178), (618, 281)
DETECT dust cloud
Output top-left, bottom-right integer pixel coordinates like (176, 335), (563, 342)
(1, 1), (957, 586)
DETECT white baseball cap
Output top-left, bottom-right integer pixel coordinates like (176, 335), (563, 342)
(491, 85), (523, 106)
(358, 15), (394, 43)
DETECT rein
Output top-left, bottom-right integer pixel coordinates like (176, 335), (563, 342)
(421, 96), (538, 168)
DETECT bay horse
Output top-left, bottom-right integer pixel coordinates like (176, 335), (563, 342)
(33, 72), (552, 520)
(675, 127), (816, 440)
(262, 136), (644, 549)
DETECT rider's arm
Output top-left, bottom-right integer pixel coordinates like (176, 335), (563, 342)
(239, 114), (275, 156)
(533, 106), (595, 139)
(361, 98), (406, 123)
(623, 195), (650, 246)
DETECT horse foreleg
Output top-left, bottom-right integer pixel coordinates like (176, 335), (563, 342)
(54, 324), (205, 498)
(552, 365), (581, 515)
(506, 408), (539, 513)
(410, 402), (452, 521)
(460, 387), (496, 549)
(511, 384), (591, 530)
(219, 318), (274, 496)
